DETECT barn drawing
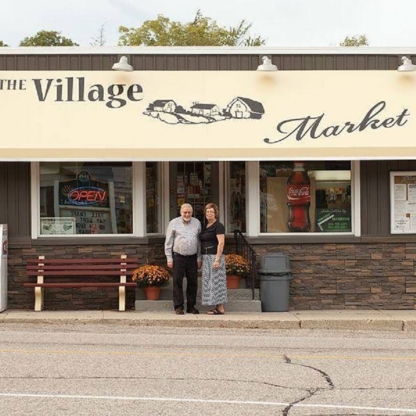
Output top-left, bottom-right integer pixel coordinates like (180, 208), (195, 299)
(226, 97), (265, 119)
(148, 100), (177, 113)
(143, 96), (265, 124)
(190, 103), (221, 117)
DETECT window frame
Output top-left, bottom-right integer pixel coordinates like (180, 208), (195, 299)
(243, 160), (361, 237)
(31, 161), (148, 239)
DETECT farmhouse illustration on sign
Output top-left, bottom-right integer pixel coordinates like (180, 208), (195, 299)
(143, 96), (265, 124)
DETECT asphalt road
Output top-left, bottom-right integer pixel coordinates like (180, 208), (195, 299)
(0, 323), (415, 415)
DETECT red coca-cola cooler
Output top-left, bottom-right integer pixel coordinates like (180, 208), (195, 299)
(258, 253), (292, 312)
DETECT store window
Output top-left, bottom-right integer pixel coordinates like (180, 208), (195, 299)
(260, 161), (352, 233)
(227, 161), (246, 233)
(39, 162), (133, 235)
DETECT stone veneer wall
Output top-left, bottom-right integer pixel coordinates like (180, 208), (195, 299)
(7, 241), (416, 310)
(8, 243), (166, 310)
(253, 242), (416, 310)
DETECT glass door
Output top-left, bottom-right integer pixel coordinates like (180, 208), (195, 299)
(169, 162), (219, 224)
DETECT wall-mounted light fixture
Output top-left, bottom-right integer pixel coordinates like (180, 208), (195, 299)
(112, 56), (133, 72)
(397, 56), (416, 72)
(257, 56), (278, 71)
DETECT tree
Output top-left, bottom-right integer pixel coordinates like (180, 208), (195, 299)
(339, 35), (369, 47)
(0, 40), (8, 47)
(19, 30), (78, 46)
(91, 24), (107, 46)
(118, 10), (265, 46)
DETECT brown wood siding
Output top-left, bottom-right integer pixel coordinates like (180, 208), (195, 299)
(361, 160), (416, 235)
(0, 53), (409, 71)
(0, 163), (31, 239)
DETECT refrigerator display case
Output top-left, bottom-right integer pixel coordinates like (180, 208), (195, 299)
(169, 162), (218, 223)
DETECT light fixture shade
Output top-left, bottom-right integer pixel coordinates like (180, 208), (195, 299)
(257, 56), (278, 71)
(397, 56), (416, 72)
(112, 56), (133, 72)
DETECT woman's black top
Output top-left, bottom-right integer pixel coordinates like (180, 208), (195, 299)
(199, 221), (225, 255)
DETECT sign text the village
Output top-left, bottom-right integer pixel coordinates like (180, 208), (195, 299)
(264, 101), (410, 144)
(33, 77), (143, 109)
(0, 77), (143, 109)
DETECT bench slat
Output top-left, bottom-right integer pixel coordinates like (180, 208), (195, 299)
(26, 258), (138, 264)
(26, 267), (134, 276)
(27, 265), (137, 272)
(27, 271), (135, 276)
(27, 264), (137, 270)
(23, 282), (137, 288)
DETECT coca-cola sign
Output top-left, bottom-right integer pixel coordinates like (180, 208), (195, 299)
(264, 101), (409, 144)
(287, 185), (310, 202)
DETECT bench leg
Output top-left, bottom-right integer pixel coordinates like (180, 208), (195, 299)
(34, 287), (44, 312)
(119, 286), (126, 312)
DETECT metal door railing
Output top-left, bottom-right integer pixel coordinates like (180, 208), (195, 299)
(233, 229), (257, 300)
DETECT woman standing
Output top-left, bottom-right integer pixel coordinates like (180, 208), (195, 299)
(199, 203), (227, 314)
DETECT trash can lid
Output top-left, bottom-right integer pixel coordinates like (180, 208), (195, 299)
(260, 253), (291, 272)
(259, 273), (292, 280)
(258, 268), (291, 275)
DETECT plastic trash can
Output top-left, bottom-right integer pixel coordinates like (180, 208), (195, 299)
(258, 253), (292, 312)
(259, 273), (292, 312)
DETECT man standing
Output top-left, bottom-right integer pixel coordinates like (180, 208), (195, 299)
(165, 203), (202, 315)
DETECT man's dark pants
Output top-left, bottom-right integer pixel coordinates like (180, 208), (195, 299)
(172, 253), (198, 310)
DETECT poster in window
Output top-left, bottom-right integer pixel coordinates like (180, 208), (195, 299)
(316, 208), (351, 232)
(41, 217), (76, 235)
(390, 172), (416, 234)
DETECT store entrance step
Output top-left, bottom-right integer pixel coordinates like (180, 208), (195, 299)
(135, 286), (259, 302)
(135, 277), (261, 312)
(135, 299), (262, 312)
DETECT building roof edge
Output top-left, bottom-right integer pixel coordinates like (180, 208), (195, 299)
(1, 46), (416, 55)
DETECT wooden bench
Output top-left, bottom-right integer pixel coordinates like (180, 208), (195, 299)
(24, 255), (138, 312)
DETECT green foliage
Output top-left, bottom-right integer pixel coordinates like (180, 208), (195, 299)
(0, 40), (8, 47)
(118, 10), (265, 47)
(19, 30), (78, 47)
(339, 35), (369, 47)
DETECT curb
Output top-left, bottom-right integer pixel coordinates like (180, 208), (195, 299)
(1, 310), (416, 331)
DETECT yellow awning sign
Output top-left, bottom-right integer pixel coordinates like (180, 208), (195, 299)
(0, 71), (415, 160)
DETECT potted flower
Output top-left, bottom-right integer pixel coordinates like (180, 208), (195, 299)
(225, 254), (250, 289)
(132, 265), (171, 300)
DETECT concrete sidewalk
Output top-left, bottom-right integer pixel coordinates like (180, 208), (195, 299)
(1, 309), (416, 331)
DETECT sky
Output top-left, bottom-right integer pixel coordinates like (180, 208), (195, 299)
(1, 0), (415, 48)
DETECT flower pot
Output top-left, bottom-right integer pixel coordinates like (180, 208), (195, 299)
(226, 275), (241, 289)
(143, 286), (162, 300)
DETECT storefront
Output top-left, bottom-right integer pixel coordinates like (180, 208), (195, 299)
(1, 47), (416, 310)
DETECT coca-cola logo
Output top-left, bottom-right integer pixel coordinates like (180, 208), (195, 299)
(288, 186), (310, 197)
(287, 185), (310, 202)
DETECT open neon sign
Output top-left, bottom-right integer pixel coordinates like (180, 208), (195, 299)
(68, 186), (107, 206)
